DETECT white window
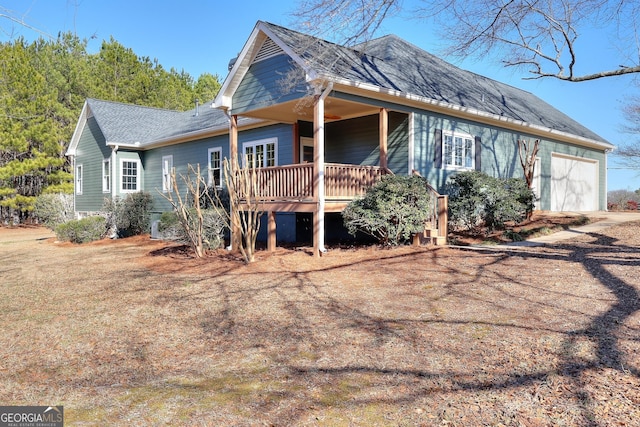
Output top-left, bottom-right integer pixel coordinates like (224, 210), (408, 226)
(121, 159), (140, 192)
(208, 147), (222, 187)
(102, 159), (110, 193)
(75, 164), (83, 195)
(443, 132), (474, 170)
(242, 138), (277, 168)
(162, 155), (173, 193)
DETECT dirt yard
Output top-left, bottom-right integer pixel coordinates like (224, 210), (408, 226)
(0, 218), (639, 426)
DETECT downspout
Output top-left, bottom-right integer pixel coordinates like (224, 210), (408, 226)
(70, 155), (76, 217)
(315, 81), (333, 254)
(111, 145), (119, 200)
(604, 147), (612, 211)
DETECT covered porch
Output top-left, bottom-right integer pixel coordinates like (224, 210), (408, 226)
(227, 84), (447, 256)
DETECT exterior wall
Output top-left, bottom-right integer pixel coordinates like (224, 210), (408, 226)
(232, 54), (304, 114)
(143, 134), (230, 215)
(324, 112), (409, 174)
(74, 116), (112, 213)
(329, 91), (607, 211)
(411, 111), (608, 211)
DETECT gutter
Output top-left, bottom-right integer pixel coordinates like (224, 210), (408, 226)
(316, 74), (614, 151)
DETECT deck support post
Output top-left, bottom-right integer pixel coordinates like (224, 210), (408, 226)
(379, 108), (388, 171)
(267, 211), (276, 252)
(436, 195), (448, 245)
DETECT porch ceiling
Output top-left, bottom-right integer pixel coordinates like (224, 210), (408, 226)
(235, 96), (380, 123)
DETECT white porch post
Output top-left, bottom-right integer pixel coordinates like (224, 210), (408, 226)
(313, 82), (333, 257)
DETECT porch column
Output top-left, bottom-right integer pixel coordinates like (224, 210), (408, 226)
(230, 114), (238, 163)
(313, 83), (333, 257)
(379, 108), (388, 171)
(229, 114), (241, 251)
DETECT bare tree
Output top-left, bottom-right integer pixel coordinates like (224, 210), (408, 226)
(518, 138), (540, 188)
(159, 164), (223, 258)
(616, 89), (640, 170)
(0, 6), (52, 39)
(223, 156), (264, 264)
(292, 0), (640, 82)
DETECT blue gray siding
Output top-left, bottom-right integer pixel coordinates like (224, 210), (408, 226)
(74, 116), (112, 212)
(142, 123), (294, 215)
(232, 54), (305, 114)
(325, 112), (409, 174)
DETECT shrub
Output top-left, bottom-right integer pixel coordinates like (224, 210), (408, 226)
(34, 193), (74, 229)
(342, 175), (434, 245)
(158, 208), (225, 250)
(103, 192), (153, 237)
(445, 171), (535, 232)
(55, 216), (107, 243)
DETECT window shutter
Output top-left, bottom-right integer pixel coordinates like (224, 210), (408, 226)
(434, 128), (443, 169)
(474, 135), (482, 171)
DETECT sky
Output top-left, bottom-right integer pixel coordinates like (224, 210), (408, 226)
(2, 0), (639, 191)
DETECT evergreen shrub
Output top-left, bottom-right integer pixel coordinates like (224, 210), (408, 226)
(342, 175), (433, 245)
(55, 216), (107, 243)
(34, 193), (74, 229)
(103, 192), (153, 237)
(445, 171), (535, 231)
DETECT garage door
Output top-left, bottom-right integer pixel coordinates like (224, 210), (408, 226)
(551, 154), (598, 211)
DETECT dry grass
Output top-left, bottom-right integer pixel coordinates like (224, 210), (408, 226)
(0, 220), (639, 426)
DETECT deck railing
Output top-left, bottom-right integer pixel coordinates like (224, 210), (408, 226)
(251, 163), (384, 201)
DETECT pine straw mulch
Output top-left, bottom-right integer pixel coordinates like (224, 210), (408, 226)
(0, 219), (638, 426)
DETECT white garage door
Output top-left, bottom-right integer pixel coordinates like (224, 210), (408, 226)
(551, 154), (598, 211)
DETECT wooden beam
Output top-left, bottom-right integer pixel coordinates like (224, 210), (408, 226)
(267, 211), (276, 252)
(379, 108), (388, 170)
(230, 114), (238, 164)
(292, 121), (300, 164)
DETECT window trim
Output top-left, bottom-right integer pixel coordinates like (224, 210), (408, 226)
(207, 147), (223, 187)
(120, 159), (141, 193)
(75, 164), (83, 195)
(102, 159), (111, 193)
(242, 137), (278, 168)
(442, 131), (475, 170)
(161, 155), (173, 193)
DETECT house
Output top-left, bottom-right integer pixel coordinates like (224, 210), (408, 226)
(66, 21), (614, 255)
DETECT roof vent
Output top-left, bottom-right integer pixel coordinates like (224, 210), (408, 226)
(228, 55), (238, 71)
(253, 38), (284, 63)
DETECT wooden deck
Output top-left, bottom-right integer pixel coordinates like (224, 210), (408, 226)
(238, 163), (448, 246)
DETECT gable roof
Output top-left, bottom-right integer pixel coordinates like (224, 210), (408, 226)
(66, 98), (261, 156)
(216, 21), (612, 149)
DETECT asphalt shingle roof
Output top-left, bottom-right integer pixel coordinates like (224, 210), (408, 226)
(86, 98), (249, 147)
(86, 22), (610, 148)
(263, 22), (610, 145)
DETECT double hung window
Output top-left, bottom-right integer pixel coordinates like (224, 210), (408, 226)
(162, 155), (173, 193)
(121, 159), (140, 192)
(443, 132), (474, 170)
(208, 147), (222, 187)
(243, 138), (277, 168)
(102, 159), (110, 193)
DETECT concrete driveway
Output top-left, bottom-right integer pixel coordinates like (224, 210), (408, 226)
(507, 211), (640, 246)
